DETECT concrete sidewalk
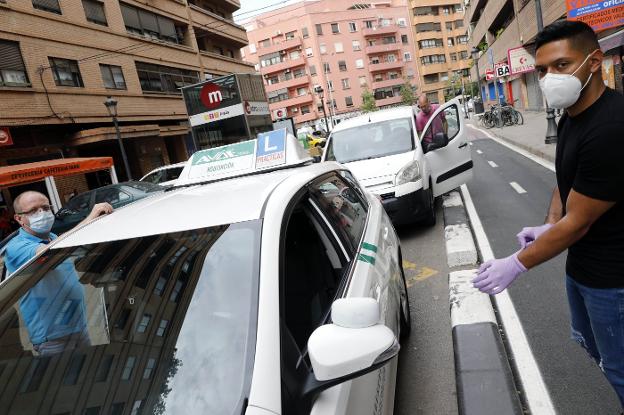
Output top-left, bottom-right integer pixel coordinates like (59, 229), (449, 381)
(468, 110), (557, 163)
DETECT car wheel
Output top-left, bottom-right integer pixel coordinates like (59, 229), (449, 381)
(421, 185), (436, 227)
(399, 258), (411, 340)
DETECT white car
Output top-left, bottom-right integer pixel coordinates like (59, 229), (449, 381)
(0, 132), (409, 415)
(139, 161), (186, 186)
(323, 99), (473, 225)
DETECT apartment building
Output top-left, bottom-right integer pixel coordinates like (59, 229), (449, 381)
(241, 0), (420, 129)
(409, 1), (471, 104)
(464, 0), (623, 110)
(0, 0), (253, 209)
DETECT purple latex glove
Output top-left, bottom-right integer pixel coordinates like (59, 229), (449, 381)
(472, 252), (527, 295)
(516, 223), (553, 248)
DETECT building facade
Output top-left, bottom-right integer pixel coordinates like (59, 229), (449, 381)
(241, 0), (420, 130)
(0, 0), (253, 211)
(409, 0), (471, 104)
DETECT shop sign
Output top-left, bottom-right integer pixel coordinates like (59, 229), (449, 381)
(508, 46), (536, 75)
(189, 103), (245, 127)
(0, 127), (13, 146)
(485, 69), (495, 81)
(189, 140), (256, 179)
(495, 63), (511, 78)
(566, 0), (624, 32)
(273, 108), (287, 119)
(200, 83), (224, 110)
(244, 101), (270, 116)
(256, 129), (286, 169)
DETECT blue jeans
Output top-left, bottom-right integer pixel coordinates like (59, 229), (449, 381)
(566, 275), (624, 408)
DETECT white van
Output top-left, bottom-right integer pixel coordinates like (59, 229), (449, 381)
(322, 99), (473, 225)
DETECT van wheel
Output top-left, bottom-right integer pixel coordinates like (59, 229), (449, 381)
(421, 185), (436, 227)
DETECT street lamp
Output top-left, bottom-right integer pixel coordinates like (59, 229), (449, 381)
(104, 96), (132, 181)
(457, 70), (469, 119)
(314, 86), (330, 134)
(535, 0), (558, 144)
(471, 47), (482, 101)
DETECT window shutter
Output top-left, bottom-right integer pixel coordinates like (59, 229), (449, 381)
(139, 10), (159, 33)
(32, 0), (61, 13)
(0, 40), (26, 71)
(120, 4), (141, 30)
(157, 16), (177, 39)
(83, 0), (106, 24)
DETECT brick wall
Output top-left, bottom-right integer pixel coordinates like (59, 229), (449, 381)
(55, 174), (90, 205)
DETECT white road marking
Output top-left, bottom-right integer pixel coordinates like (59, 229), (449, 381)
(476, 149), (483, 154)
(510, 181), (527, 194)
(469, 142), (473, 146)
(488, 160), (498, 168)
(460, 184), (556, 415)
(467, 124), (555, 172)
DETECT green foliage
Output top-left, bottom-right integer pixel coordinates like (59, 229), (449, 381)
(360, 88), (377, 112)
(400, 81), (416, 106)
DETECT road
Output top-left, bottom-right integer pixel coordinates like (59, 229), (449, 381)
(465, 127), (621, 413)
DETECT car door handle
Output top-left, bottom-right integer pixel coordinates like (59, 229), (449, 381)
(459, 142), (468, 149)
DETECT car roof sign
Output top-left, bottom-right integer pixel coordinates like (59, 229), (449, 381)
(175, 129), (312, 187)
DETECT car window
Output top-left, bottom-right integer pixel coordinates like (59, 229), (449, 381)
(95, 188), (131, 206)
(141, 170), (164, 184)
(65, 192), (91, 212)
(124, 182), (162, 192)
(325, 118), (415, 163)
(0, 221), (260, 415)
(309, 174), (368, 254)
(164, 167), (184, 182)
(422, 104), (460, 144)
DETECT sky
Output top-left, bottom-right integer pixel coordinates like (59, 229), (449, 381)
(234, 0), (301, 23)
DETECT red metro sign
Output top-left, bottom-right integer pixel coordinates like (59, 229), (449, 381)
(0, 127), (13, 147)
(199, 83), (223, 110)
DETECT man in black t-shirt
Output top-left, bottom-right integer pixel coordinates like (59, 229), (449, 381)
(472, 21), (624, 408)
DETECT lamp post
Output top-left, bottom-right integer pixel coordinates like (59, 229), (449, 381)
(457, 70), (469, 119)
(535, 0), (558, 144)
(471, 47), (483, 102)
(104, 96), (132, 181)
(314, 86), (330, 133)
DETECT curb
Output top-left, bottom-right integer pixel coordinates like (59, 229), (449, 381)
(443, 191), (524, 415)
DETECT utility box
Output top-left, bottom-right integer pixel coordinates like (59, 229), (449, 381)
(181, 74), (273, 149)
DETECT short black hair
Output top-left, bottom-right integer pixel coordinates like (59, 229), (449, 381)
(535, 20), (600, 54)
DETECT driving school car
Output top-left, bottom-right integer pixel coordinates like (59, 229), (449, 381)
(0, 130), (410, 415)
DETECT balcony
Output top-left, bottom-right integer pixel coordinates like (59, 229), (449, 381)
(271, 93), (314, 108)
(190, 5), (247, 47)
(200, 51), (255, 73)
(371, 78), (404, 90)
(260, 56), (307, 75)
(363, 25), (399, 37)
(365, 43), (402, 55)
(421, 80), (449, 92)
(265, 74), (310, 93)
(369, 60), (405, 72)
(258, 37), (303, 56)
(376, 95), (402, 107)
(294, 112), (318, 124)
(414, 30), (444, 42)
(420, 62), (450, 75)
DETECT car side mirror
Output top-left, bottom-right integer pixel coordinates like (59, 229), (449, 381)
(312, 155), (322, 163)
(303, 298), (399, 397)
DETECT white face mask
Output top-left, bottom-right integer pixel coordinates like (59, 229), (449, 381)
(27, 210), (55, 234)
(538, 52), (595, 109)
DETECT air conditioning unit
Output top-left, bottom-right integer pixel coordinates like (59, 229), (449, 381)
(280, 50), (287, 54)
(297, 46), (303, 51)
(263, 74), (269, 79)
(292, 108), (299, 113)
(285, 69), (291, 73)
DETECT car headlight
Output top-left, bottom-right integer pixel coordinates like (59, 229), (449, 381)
(395, 160), (421, 185)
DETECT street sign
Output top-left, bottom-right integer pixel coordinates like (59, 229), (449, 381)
(256, 129), (287, 169)
(508, 46), (536, 75)
(485, 69), (495, 81)
(0, 127), (13, 147)
(199, 83), (223, 110)
(244, 100), (270, 116)
(566, 0), (624, 32)
(273, 108), (287, 119)
(495, 63), (510, 78)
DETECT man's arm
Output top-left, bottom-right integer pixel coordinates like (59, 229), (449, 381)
(75, 203), (113, 229)
(517, 190), (614, 269)
(545, 186), (563, 224)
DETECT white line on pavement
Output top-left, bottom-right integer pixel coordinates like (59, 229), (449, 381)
(510, 181), (527, 194)
(488, 160), (498, 168)
(460, 184), (556, 415)
(467, 124), (555, 172)
(476, 149), (483, 154)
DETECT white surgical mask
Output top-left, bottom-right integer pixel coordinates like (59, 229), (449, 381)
(27, 210), (55, 234)
(538, 52), (596, 109)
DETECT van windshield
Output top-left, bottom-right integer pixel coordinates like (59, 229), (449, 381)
(325, 118), (414, 163)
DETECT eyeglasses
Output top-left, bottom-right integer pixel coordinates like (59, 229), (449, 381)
(17, 205), (53, 216)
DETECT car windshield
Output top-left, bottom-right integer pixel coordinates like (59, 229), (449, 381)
(0, 220), (261, 415)
(142, 168), (184, 185)
(325, 118), (415, 163)
(123, 181), (163, 192)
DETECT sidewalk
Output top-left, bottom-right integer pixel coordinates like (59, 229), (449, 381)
(468, 110), (557, 163)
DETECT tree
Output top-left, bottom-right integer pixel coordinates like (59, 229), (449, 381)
(360, 88), (377, 112)
(400, 81), (416, 106)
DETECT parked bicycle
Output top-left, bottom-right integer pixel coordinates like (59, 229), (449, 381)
(478, 100), (523, 129)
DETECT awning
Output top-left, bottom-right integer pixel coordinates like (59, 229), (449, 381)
(600, 28), (624, 52)
(0, 157), (113, 187)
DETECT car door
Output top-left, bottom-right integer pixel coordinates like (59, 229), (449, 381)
(421, 100), (473, 197)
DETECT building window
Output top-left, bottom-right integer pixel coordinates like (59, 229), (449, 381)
(448, 38), (455, 47)
(62, 354), (85, 385)
(359, 76), (367, 86)
(143, 358), (156, 379)
(450, 52), (457, 62)
(352, 40), (361, 51)
(249, 43), (256, 54)
(156, 319), (169, 336)
(345, 96), (353, 107)
(365, 20), (373, 29)
(327, 80), (334, 91)
(120, 3), (181, 44)
(268, 88), (288, 103)
(440, 72), (449, 81)
(334, 42), (344, 53)
(355, 59), (364, 69)
(100, 64), (126, 89)
(169, 280), (183, 302)
(49, 57), (84, 87)
(442, 5), (451, 14)
(130, 401), (143, 415)
(95, 354), (114, 382)
(121, 356), (136, 380)
(137, 313), (151, 333)
(267, 75), (278, 85)
(380, 18), (390, 27)
(260, 38), (270, 48)
(136, 61), (199, 94)
(260, 52), (282, 67)
(319, 43), (327, 54)
(397, 18), (407, 27)
(309, 65), (317, 75)
(84, 407), (101, 415)
(323, 62), (330, 73)
(349, 22), (357, 32)
(341, 78), (350, 89)
(338, 60), (347, 71)
(0, 40), (30, 87)
(401, 34), (408, 45)
(82, 0), (107, 25)
(416, 22), (441, 32)
(457, 35), (468, 44)
(294, 67), (306, 78)
(331, 23), (340, 34)
(424, 73), (439, 84)
(419, 38), (443, 48)
(454, 4), (464, 12)
(413, 6), (438, 16)
(460, 50), (469, 60)
(153, 276), (167, 295)
(290, 50), (300, 60)
(305, 47), (313, 57)
(382, 36), (396, 45)
(445, 22), (453, 31)
(420, 54), (446, 65)
(300, 105), (310, 114)
(455, 20), (464, 29)
(302, 27), (309, 38)
(285, 31), (296, 40)
(316, 24), (323, 35)
(110, 403), (125, 415)
(32, 0), (61, 14)
(296, 87), (307, 96)
(426, 91), (440, 104)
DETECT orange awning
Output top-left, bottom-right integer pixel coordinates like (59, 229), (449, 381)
(0, 157), (113, 187)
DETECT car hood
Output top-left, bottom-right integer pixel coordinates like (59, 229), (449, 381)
(343, 151), (415, 192)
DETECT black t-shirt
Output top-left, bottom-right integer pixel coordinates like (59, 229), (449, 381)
(555, 88), (624, 288)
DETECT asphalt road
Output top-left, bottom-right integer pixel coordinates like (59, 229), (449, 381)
(466, 131), (621, 413)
